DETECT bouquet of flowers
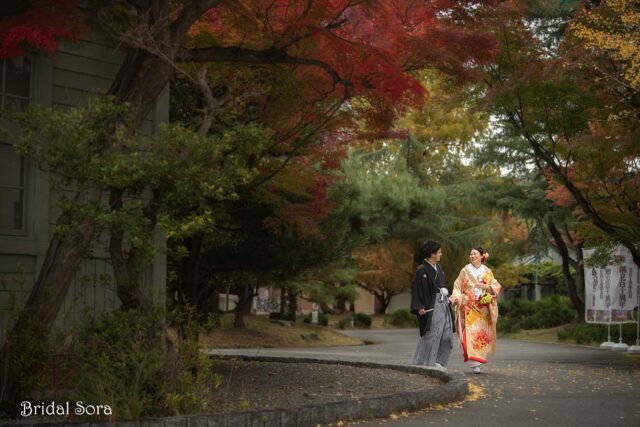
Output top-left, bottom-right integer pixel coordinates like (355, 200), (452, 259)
(479, 293), (493, 305)
(477, 269), (494, 305)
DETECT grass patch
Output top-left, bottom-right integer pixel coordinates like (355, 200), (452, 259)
(321, 311), (421, 330)
(500, 324), (575, 344)
(199, 314), (364, 348)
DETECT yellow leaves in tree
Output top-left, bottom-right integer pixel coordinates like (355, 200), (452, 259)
(571, 0), (640, 89)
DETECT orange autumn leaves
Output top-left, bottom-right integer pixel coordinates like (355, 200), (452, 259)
(353, 240), (414, 296)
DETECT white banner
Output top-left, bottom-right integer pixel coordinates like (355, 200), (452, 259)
(584, 245), (639, 324)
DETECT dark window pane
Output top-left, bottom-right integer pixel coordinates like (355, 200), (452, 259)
(0, 188), (23, 230)
(4, 57), (31, 97)
(0, 143), (23, 188)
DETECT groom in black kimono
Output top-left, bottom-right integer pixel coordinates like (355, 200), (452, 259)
(410, 240), (453, 369)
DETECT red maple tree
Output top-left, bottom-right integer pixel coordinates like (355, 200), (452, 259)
(1, 1), (501, 401)
(0, 0), (84, 59)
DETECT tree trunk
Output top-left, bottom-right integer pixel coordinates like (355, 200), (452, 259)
(180, 233), (203, 310)
(280, 286), (287, 317)
(287, 289), (298, 321)
(1, 188), (101, 402)
(377, 299), (390, 315)
(110, 188), (164, 311)
(546, 218), (585, 320)
(374, 290), (392, 315)
(211, 290), (221, 314)
(574, 243), (586, 321)
(233, 283), (254, 328)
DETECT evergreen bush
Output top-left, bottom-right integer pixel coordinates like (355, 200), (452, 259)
(337, 313), (371, 329)
(353, 313), (372, 327)
(302, 312), (329, 326)
(557, 323), (637, 345)
(386, 309), (418, 327)
(497, 296), (576, 333)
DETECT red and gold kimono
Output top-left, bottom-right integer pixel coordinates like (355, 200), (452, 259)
(452, 265), (501, 364)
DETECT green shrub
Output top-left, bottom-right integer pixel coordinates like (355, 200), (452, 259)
(336, 313), (371, 329)
(353, 313), (372, 328)
(496, 317), (521, 334)
(302, 313), (329, 326)
(4, 312), (52, 400)
(498, 298), (536, 319)
(164, 304), (221, 416)
(520, 296), (575, 329)
(337, 318), (349, 329)
(72, 307), (220, 420)
(318, 313), (329, 326)
(386, 309), (418, 327)
(497, 296), (576, 333)
(558, 323), (637, 345)
(72, 309), (166, 420)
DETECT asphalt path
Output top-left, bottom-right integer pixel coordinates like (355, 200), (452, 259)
(209, 329), (640, 427)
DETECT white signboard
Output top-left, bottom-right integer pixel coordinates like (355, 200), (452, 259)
(584, 245), (639, 324)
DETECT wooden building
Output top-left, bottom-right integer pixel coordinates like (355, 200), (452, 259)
(0, 35), (168, 345)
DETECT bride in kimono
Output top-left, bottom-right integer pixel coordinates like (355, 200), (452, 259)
(449, 246), (501, 374)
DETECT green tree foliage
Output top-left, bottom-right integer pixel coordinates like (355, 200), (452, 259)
(16, 97), (269, 308)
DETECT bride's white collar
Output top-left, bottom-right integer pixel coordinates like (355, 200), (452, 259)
(466, 263), (486, 276)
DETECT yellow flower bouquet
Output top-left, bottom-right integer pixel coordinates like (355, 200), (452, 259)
(479, 293), (493, 305)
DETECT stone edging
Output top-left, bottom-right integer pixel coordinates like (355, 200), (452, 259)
(2, 356), (468, 427)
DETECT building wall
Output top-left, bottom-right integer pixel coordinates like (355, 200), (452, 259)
(0, 34), (168, 344)
(353, 287), (376, 315)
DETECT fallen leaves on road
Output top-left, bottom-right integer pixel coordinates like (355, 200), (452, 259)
(465, 382), (486, 401)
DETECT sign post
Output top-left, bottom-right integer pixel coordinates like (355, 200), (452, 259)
(584, 245), (638, 350)
(629, 275), (640, 354)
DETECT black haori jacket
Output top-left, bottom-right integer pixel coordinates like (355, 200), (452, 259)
(410, 262), (454, 337)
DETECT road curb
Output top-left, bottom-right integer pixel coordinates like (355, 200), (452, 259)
(3, 356), (468, 427)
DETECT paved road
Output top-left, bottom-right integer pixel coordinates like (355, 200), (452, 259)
(209, 329), (640, 427)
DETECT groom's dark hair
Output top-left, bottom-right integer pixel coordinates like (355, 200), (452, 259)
(421, 240), (441, 260)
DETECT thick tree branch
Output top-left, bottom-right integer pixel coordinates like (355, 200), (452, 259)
(171, 0), (222, 43)
(126, 0), (150, 10)
(180, 46), (353, 90)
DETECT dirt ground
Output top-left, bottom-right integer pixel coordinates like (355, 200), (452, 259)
(209, 359), (442, 413)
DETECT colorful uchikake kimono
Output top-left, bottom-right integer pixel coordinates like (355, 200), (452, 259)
(452, 264), (501, 364)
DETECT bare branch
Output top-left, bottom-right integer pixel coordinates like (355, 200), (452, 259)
(195, 68), (222, 136)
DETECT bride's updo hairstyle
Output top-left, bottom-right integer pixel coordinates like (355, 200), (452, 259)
(473, 246), (489, 263)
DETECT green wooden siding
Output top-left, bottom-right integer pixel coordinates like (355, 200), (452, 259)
(0, 35), (168, 341)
